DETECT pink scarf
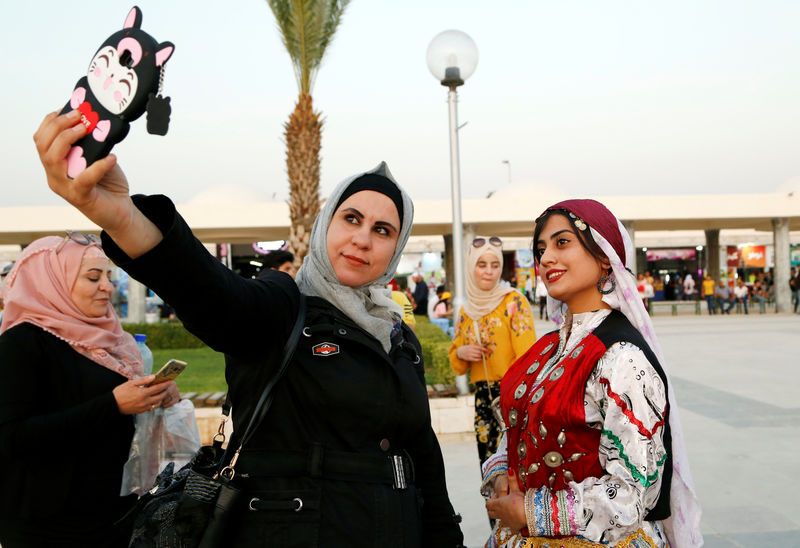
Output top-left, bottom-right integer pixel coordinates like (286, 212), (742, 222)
(0, 236), (143, 380)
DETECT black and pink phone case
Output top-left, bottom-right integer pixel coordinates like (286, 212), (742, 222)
(59, 6), (174, 177)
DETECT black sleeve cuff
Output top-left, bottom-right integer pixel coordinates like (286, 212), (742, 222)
(100, 194), (180, 268)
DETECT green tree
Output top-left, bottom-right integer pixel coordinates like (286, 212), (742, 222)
(266, 0), (351, 266)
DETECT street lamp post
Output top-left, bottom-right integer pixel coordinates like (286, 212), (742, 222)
(427, 30), (477, 396)
(426, 30), (478, 324)
(502, 159), (511, 184)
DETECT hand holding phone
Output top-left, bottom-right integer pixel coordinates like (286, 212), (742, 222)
(151, 359), (187, 385)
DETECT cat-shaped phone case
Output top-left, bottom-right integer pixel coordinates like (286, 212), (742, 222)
(59, 6), (174, 178)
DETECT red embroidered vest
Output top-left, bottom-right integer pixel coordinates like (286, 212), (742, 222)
(500, 311), (674, 525)
(500, 329), (610, 493)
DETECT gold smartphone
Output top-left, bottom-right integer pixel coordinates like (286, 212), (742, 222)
(151, 359), (187, 385)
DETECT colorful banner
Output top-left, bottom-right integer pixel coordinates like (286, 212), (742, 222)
(515, 249), (534, 268)
(791, 245), (800, 267)
(739, 245), (766, 268)
(515, 267), (535, 297)
(726, 246), (740, 268)
(645, 248), (696, 261)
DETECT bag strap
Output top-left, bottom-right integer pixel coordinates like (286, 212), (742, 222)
(218, 293), (306, 480)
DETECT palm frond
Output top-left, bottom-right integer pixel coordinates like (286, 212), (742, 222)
(266, 0), (351, 94)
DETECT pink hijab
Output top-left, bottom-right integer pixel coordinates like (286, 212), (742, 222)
(0, 235), (143, 380)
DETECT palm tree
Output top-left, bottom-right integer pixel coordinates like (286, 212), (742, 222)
(266, 0), (351, 266)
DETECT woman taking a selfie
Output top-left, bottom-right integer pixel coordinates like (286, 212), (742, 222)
(481, 200), (702, 547)
(0, 234), (178, 547)
(34, 110), (465, 547)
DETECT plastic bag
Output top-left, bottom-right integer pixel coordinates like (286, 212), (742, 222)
(121, 399), (202, 495)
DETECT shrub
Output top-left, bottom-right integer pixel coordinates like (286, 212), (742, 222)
(122, 322), (205, 349)
(414, 316), (455, 385)
(422, 339), (455, 385)
(124, 317), (458, 385)
(414, 320), (449, 343)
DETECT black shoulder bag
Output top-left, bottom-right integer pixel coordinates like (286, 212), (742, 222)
(128, 295), (306, 548)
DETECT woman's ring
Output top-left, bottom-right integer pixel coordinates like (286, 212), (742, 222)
(151, 404), (156, 410)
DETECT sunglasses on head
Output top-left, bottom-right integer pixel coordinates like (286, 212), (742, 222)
(472, 236), (502, 248)
(55, 230), (101, 254)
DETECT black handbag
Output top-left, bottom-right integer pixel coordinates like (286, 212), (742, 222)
(127, 295), (306, 548)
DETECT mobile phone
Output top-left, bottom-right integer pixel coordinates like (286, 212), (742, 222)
(58, 6), (174, 177)
(151, 359), (187, 385)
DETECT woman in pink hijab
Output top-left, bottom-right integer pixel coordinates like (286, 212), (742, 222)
(0, 234), (178, 547)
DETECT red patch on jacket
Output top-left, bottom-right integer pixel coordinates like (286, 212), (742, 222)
(312, 342), (340, 357)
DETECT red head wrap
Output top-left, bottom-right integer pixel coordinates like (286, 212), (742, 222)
(539, 199), (627, 267)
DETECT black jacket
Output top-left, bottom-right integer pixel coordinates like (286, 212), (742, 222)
(0, 323), (136, 547)
(102, 195), (465, 547)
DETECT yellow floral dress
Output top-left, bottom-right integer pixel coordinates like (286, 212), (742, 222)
(449, 291), (536, 464)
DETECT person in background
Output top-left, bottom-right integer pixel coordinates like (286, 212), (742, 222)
(733, 278), (749, 314)
(682, 273), (696, 301)
(0, 262), (13, 324)
(636, 273), (648, 311)
(449, 237), (536, 470)
(428, 284), (444, 319)
(524, 275), (534, 305)
(752, 279), (768, 313)
(433, 291), (453, 319)
(702, 274), (716, 314)
(643, 275), (655, 311)
(261, 249), (296, 279)
(431, 291), (454, 338)
(790, 266), (799, 313)
(534, 275), (548, 321)
(391, 288), (416, 332)
(0, 234), (178, 547)
(412, 272), (429, 316)
(482, 199), (702, 548)
(714, 279), (735, 314)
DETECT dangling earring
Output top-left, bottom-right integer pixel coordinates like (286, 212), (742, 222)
(598, 274), (616, 295)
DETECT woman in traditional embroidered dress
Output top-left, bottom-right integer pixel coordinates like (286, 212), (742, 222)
(449, 237), (536, 468)
(481, 200), (703, 548)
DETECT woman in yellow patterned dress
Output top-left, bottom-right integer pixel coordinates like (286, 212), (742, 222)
(449, 237), (536, 468)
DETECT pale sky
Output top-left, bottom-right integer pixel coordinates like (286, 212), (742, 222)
(2, 0), (799, 208)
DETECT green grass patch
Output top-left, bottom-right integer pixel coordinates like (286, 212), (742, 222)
(152, 347), (227, 393)
(148, 315), (457, 393)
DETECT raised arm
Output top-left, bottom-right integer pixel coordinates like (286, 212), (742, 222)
(34, 110), (161, 258)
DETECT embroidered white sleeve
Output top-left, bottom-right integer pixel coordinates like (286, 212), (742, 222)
(481, 432), (508, 497)
(567, 342), (669, 544)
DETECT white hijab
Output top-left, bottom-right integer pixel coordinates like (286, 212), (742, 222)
(295, 162), (412, 353)
(462, 239), (514, 321)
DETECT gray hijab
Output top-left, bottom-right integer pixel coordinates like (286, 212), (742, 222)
(295, 162), (414, 353)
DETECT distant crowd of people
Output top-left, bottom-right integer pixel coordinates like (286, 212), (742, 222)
(401, 263), (798, 323)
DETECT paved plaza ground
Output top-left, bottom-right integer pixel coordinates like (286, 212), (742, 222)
(440, 312), (800, 548)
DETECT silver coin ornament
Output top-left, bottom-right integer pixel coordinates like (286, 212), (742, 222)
(508, 408), (518, 427)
